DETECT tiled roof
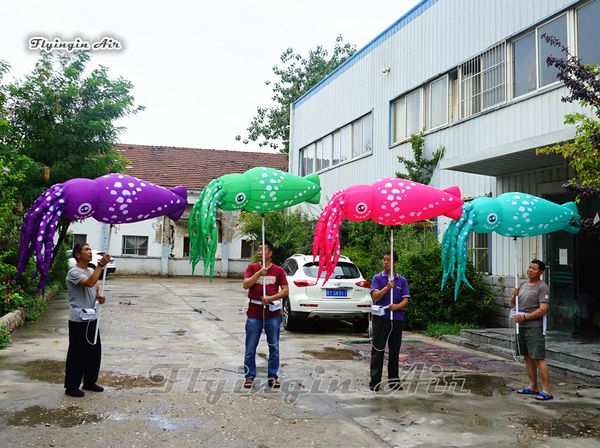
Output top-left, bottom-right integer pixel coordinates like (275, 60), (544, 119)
(116, 144), (288, 190)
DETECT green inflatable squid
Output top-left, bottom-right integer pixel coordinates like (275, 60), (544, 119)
(189, 167), (320, 278)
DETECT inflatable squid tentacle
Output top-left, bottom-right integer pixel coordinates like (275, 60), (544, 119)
(454, 208), (475, 300)
(188, 197), (202, 274)
(189, 178), (222, 277)
(313, 191), (346, 284)
(38, 210), (62, 293)
(441, 220), (458, 289)
(441, 203), (471, 289)
(16, 184), (64, 279)
(202, 188), (222, 278)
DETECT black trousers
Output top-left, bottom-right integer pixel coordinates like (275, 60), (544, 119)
(370, 316), (403, 387)
(64, 320), (101, 390)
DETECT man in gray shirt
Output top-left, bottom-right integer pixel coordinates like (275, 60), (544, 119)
(511, 259), (552, 401)
(64, 243), (110, 397)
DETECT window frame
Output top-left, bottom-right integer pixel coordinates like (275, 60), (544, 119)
(425, 75), (449, 131)
(122, 235), (149, 256)
(298, 112), (373, 174)
(511, 12), (569, 99)
(575, 0), (600, 66)
(468, 232), (491, 274)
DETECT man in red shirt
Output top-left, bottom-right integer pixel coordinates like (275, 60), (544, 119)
(242, 241), (289, 389)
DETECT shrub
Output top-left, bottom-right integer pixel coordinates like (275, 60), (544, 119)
(343, 224), (495, 330)
(0, 326), (10, 349)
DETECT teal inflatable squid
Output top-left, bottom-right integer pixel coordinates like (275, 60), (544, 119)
(441, 192), (581, 300)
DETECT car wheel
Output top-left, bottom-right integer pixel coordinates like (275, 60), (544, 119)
(353, 317), (369, 333)
(282, 297), (298, 331)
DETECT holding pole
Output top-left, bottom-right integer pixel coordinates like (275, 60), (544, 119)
(93, 224), (113, 345)
(261, 214), (266, 303)
(513, 237), (520, 335)
(390, 227), (394, 321)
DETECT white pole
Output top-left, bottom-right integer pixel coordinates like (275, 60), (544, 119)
(93, 224), (113, 345)
(513, 237), (520, 335)
(262, 214), (266, 305)
(390, 227), (394, 321)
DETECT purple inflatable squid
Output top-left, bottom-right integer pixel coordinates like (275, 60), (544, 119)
(16, 173), (187, 292)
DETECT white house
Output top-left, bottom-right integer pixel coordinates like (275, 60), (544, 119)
(69, 144), (287, 278)
(288, 0), (600, 333)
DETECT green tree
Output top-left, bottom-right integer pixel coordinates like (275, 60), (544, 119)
(237, 210), (317, 265)
(237, 35), (356, 154)
(0, 52), (142, 317)
(5, 51), (143, 205)
(536, 35), (600, 238)
(396, 131), (445, 184)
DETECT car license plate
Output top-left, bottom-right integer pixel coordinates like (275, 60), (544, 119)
(326, 289), (348, 297)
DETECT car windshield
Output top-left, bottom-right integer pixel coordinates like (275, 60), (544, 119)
(302, 262), (361, 279)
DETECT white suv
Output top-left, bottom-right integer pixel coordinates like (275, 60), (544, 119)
(281, 254), (372, 332)
(67, 249), (116, 274)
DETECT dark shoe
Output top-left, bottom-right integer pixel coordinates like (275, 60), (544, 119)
(369, 383), (380, 392)
(268, 378), (281, 389)
(243, 377), (254, 389)
(65, 388), (85, 397)
(82, 383), (104, 392)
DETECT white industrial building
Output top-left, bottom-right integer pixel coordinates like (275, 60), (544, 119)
(288, 0), (599, 332)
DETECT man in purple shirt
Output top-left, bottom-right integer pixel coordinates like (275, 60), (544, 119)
(369, 252), (410, 391)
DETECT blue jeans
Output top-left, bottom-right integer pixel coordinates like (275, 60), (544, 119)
(244, 316), (281, 379)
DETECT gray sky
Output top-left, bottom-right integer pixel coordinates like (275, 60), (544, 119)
(2, 0), (420, 152)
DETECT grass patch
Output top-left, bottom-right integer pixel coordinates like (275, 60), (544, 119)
(0, 326), (11, 349)
(424, 322), (482, 338)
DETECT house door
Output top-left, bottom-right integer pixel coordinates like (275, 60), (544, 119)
(546, 225), (576, 333)
(572, 197), (600, 337)
(545, 193), (600, 336)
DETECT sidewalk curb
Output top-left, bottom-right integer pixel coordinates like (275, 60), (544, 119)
(0, 285), (62, 334)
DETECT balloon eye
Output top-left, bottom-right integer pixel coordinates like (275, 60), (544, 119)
(78, 203), (92, 215)
(487, 213), (498, 224)
(235, 193), (246, 204)
(355, 202), (368, 214)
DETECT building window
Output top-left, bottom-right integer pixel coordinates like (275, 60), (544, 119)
(351, 113), (373, 157)
(512, 32), (536, 97)
(122, 235), (148, 256)
(469, 233), (491, 274)
(391, 89), (421, 143)
(315, 140), (323, 172)
(577, 0), (600, 65)
(183, 237), (190, 257)
(352, 117), (363, 158)
(538, 15), (567, 87)
(321, 135), (332, 170)
(72, 233), (87, 248)
(299, 143), (315, 176)
(339, 124), (351, 163)
(392, 97), (405, 144)
(241, 239), (257, 258)
(406, 90), (421, 137)
(362, 113), (373, 154)
(425, 76), (448, 130)
(459, 42), (505, 118)
(300, 112), (372, 173)
(513, 14), (567, 97)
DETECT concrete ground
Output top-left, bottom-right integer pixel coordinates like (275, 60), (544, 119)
(1, 277), (599, 448)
